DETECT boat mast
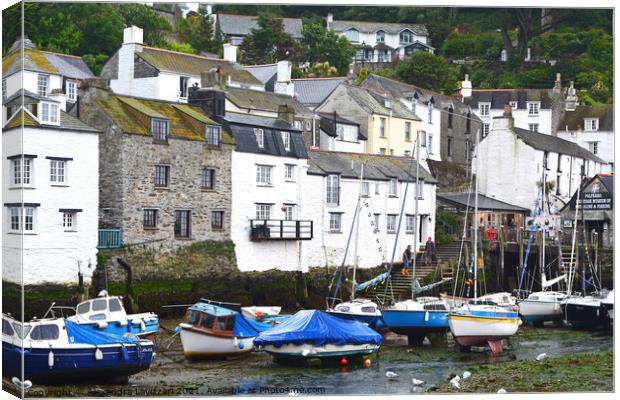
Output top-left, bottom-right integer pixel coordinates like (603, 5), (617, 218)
(541, 156), (546, 292)
(411, 130), (421, 299)
(351, 163), (364, 301)
(473, 129), (480, 300)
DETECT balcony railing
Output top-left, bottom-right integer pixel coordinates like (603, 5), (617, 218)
(250, 220), (313, 241)
(98, 228), (124, 249)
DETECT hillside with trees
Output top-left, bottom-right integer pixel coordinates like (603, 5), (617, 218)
(2, 4), (612, 103)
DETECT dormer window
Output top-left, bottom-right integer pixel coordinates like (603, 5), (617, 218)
(411, 98), (417, 114)
(205, 125), (221, 146)
(281, 131), (291, 151)
(254, 128), (264, 148)
(39, 101), (59, 125)
(151, 118), (169, 142)
(509, 101), (518, 110)
(180, 76), (190, 98)
(585, 118), (598, 131)
(37, 74), (49, 96)
(66, 81), (78, 102)
(344, 29), (359, 42)
(527, 102), (540, 116)
(376, 30), (385, 43)
(399, 30), (414, 44)
(479, 102), (490, 117)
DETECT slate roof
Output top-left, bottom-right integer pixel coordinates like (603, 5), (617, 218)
(219, 112), (307, 159)
(437, 192), (529, 212)
(97, 94), (233, 143)
(3, 47), (93, 79)
(217, 13), (303, 38)
(463, 89), (554, 110)
(135, 46), (261, 86)
(308, 151), (437, 183)
(560, 174), (614, 213)
(344, 84), (421, 121)
(225, 87), (313, 118)
(511, 127), (605, 163)
(319, 112), (364, 140)
(329, 20), (428, 36)
(4, 89), (57, 107)
(242, 63), (278, 91)
(291, 77), (346, 108)
(558, 105), (613, 132)
(361, 74), (475, 117)
(4, 108), (99, 134)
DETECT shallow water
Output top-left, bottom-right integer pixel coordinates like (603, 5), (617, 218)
(5, 320), (613, 397)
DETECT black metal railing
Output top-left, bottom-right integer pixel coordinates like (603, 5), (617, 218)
(250, 219), (313, 241)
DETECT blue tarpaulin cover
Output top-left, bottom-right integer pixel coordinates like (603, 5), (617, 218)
(253, 310), (383, 348)
(233, 314), (272, 337)
(65, 319), (139, 345)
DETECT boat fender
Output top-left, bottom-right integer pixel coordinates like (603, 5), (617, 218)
(233, 337), (239, 348)
(95, 347), (103, 361)
(238, 340), (245, 350)
(121, 344), (130, 361)
(424, 311), (429, 322)
(96, 321), (108, 330)
(140, 320), (146, 332)
(48, 349), (54, 369)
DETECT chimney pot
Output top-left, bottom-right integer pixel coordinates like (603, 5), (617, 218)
(461, 74), (472, 98)
(123, 26), (143, 45)
(223, 43), (238, 63)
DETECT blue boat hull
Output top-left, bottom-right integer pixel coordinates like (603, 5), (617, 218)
(2, 341), (154, 384)
(381, 310), (449, 336)
(77, 319), (159, 338)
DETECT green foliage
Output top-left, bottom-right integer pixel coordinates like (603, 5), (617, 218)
(116, 4), (172, 47)
(395, 51), (457, 94)
(162, 39), (197, 54)
(239, 12), (300, 64)
(356, 68), (370, 85)
(178, 8), (222, 54)
(441, 32), (503, 60)
(300, 20), (356, 76)
(306, 62), (338, 78)
(81, 54), (111, 76)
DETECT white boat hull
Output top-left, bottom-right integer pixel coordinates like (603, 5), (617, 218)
(179, 324), (254, 359)
(519, 300), (563, 323)
(260, 343), (380, 359)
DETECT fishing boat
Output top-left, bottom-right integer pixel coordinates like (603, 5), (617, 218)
(325, 161), (385, 331)
(66, 290), (159, 338)
(178, 299), (272, 359)
(253, 310), (382, 363)
(448, 129), (520, 354)
(2, 313), (154, 384)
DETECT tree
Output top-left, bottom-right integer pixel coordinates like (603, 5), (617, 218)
(306, 62), (338, 78)
(395, 51), (457, 93)
(179, 7), (221, 54)
(116, 4), (172, 47)
(239, 12), (300, 64)
(300, 20), (356, 75)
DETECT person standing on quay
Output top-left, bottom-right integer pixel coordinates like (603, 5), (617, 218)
(425, 237), (435, 266)
(401, 245), (412, 276)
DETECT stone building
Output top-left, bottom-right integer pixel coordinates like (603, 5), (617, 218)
(78, 81), (234, 248)
(3, 89), (100, 285)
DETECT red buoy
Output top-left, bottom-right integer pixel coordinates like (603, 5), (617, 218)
(340, 357), (348, 365)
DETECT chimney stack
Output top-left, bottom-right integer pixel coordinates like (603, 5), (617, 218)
(223, 43), (238, 63)
(201, 68), (224, 89)
(274, 60), (295, 97)
(564, 81), (578, 111)
(48, 89), (67, 112)
(123, 26), (143, 45)
(553, 72), (562, 94)
(277, 104), (295, 125)
(461, 74), (472, 99)
(326, 13), (334, 29)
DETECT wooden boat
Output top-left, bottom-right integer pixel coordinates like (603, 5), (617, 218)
(254, 310), (382, 363)
(66, 291), (158, 338)
(2, 314), (154, 385)
(178, 299), (272, 359)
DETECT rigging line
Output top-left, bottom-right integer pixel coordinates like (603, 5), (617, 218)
(452, 159), (475, 301)
(330, 195), (361, 309)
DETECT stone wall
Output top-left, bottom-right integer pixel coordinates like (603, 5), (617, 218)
(441, 109), (483, 167)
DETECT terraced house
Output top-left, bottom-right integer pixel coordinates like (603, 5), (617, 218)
(78, 81), (234, 248)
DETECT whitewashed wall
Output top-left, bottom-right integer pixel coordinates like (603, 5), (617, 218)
(475, 107), (553, 135)
(2, 126), (99, 284)
(304, 173), (436, 270)
(230, 151), (309, 272)
(558, 129), (614, 173)
(398, 97), (442, 163)
(319, 130), (367, 153)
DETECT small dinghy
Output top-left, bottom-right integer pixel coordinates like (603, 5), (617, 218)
(241, 306), (289, 326)
(326, 298), (385, 331)
(178, 299), (272, 359)
(67, 291), (158, 338)
(2, 314), (154, 385)
(253, 310), (382, 363)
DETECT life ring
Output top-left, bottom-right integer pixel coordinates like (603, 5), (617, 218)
(485, 228), (497, 240)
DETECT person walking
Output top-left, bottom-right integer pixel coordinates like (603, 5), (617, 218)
(424, 237), (435, 266)
(401, 245), (412, 276)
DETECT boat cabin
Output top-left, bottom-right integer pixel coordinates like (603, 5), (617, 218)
(74, 296), (127, 322)
(184, 303), (237, 337)
(2, 314), (66, 346)
(333, 299), (380, 316)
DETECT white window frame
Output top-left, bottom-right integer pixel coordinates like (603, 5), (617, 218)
(416, 180), (424, 199)
(284, 164), (295, 181)
(50, 159), (67, 184)
(376, 30), (385, 43)
(428, 133), (434, 154)
(151, 118), (169, 141)
(283, 204), (295, 221)
(63, 212), (77, 231)
(254, 128), (265, 148)
(326, 174), (340, 205)
(529, 123), (539, 132)
(256, 204), (272, 220)
(344, 29), (359, 42)
(329, 212), (342, 232)
(361, 181), (370, 197)
(479, 102), (491, 117)
(404, 121), (411, 141)
(483, 123), (490, 137)
(66, 81), (78, 102)
(256, 164), (273, 186)
(527, 102), (540, 116)
(588, 141), (599, 155)
(399, 30), (414, 44)
(388, 178), (398, 197)
(386, 214), (397, 233)
(509, 101), (518, 110)
(7, 206), (36, 233)
(205, 125), (221, 146)
(281, 131), (291, 151)
(428, 102), (433, 123)
(11, 157), (34, 187)
(379, 117), (386, 138)
(37, 74), (49, 96)
(585, 118), (599, 132)
(373, 214), (380, 233)
(406, 215), (415, 233)
(39, 101), (59, 125)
